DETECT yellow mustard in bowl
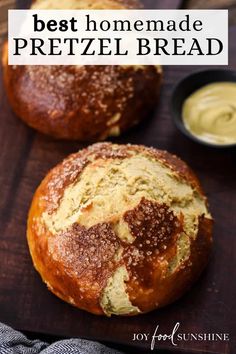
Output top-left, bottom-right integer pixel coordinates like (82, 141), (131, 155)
(182, 82), (236, 145)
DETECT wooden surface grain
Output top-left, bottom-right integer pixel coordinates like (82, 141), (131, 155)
(0, 1), (236, 353)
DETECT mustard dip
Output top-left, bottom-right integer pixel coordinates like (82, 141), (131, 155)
(182, 82), (236, 145)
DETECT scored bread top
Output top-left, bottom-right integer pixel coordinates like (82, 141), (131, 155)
(28, 143), (213, 316)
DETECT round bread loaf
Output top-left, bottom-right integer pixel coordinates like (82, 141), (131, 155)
(27, 143), (213, 316)
(2, 0), (162, 141)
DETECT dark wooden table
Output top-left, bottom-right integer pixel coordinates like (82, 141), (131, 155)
(0, 1), (235, 353)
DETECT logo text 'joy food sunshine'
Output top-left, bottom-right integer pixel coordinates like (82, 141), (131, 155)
(132, 323), (229, 350)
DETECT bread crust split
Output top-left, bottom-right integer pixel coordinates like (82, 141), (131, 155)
(27, 143), (213, 316)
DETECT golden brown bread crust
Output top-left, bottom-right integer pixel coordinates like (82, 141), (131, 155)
(2, 0), (162, 141)
(2, 60), (162, 141)
(27, 143), (213, 315)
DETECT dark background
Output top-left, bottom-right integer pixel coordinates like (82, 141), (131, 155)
(0, 1), (235, 354)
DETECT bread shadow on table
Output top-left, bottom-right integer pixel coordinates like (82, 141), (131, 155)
(22, 264), (214, 354)
(166, 129), (236, 190)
